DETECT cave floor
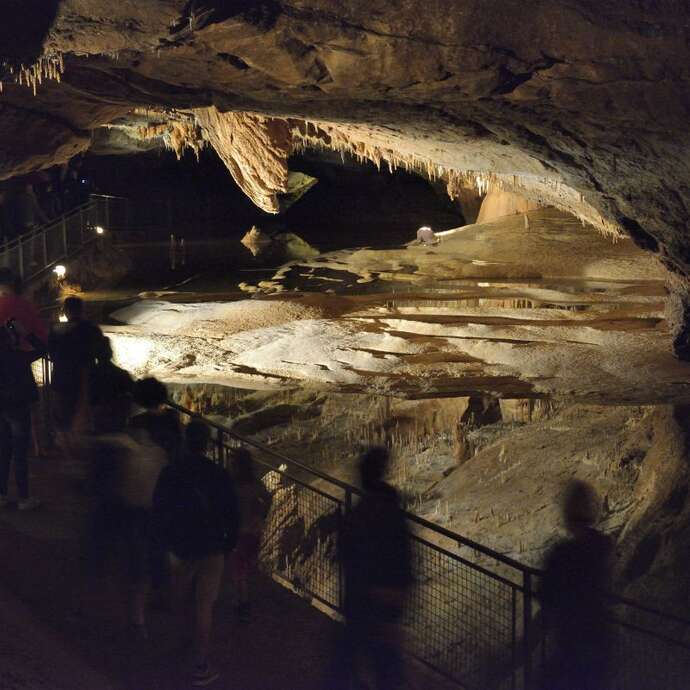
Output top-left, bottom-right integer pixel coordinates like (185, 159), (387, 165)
(0, 449), (454, 690)
(102, 208), (690, 405)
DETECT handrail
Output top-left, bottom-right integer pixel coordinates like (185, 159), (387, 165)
(607, 592), (690, 627)
(90, 193), (128, 200)
(168, 402), (690, 690)
(165, 401), (357, 493)
(167, 398), (690, 632)
(0, 200), (93, 253)
(165, 400), (536, 574)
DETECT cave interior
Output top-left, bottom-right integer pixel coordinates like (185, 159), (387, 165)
(1, 1), (690, 687)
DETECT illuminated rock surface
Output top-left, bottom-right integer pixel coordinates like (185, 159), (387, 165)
(2, 0), (690, 630)
(106, 209), (690, 404)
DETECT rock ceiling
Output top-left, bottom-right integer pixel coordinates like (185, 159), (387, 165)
(1, 1), (690, 346)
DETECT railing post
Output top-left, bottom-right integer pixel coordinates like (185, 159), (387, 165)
(78, 205), (85, 244)
(42, 227), (48, 265)
(339, 487), (353, 612)
(216, 430), (225, 466)
(167, 197), (173, 231)
(512, 588), (517, 690)
(170, 234), (176, 270)
(343, 486), (353, 516)
(61, 217), (68, 254)
(17, 238), (24, 280)
(523, 570), (533, 690)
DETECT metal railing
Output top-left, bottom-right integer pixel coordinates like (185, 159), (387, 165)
(0, 193), (168, 283)
(90, 194), (175, 243)
(165, 400), (690, 690)
(0, 199), (106, 283)
(29, 325), (690, 685)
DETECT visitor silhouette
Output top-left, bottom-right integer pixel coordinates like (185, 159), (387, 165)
(83, 377), (167, 641)
(229, 447), (272, 623)
(335, 446), (412, 690)
(152, 420), (239, 687)
(0, 268), (47, 511)
(540, 479), (613, 690)
(49, 296), (103, 437)
(88, 336), (134, 435)
(130, 377), (182, 463)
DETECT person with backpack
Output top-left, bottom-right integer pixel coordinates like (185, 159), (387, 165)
(0, 268), (47, 511)
(88, 336), (134, 435)
(229, 447), (272, 622)
(48, 296), (104, 436)
(129, 377), (182, 463)
(152, 420), (240, 686)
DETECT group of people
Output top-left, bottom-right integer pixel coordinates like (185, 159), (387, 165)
(338, 454), (614, 690)
(0, 161), (92, 244)
(0, 268), (271, 686)
(0, 263), (615, 689)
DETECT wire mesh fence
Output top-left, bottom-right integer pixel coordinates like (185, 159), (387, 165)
(169, 403), (690, 690)
(406, 536), (521, 688)
(28, 367), (690, 687)
(169, 403), (531, 687)
(608, 604), (690, 690)
(260, 478), (341, 610)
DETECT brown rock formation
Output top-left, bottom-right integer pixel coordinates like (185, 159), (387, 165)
(195, 108), (291, 213)
(1, 2), (689, 315)
(475, 189), (542, 224)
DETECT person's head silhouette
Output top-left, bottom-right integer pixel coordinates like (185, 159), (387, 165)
(232, 447), (255, 482)
(185, 419), (210, 455)
(562, 479), (599, 535)
(63, 296), (84, 322)
(359, 446), (390, 489)
(95, 336), (114, 363)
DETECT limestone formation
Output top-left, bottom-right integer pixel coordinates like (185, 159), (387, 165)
(194, 108), (291, 213)
(104, 208), (690, 405)
(1, 1), (690, 349)
(475, 189), (542, 224)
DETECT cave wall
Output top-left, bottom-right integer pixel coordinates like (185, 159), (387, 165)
(475, 189), (541, 224)
(0, 0), (688, 272)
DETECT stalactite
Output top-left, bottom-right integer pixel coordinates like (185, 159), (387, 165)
(138, 120), (205, 160)
(289, 118), (623, 238)
(2, 53), (65, 96)
(194, 107), (292, 214)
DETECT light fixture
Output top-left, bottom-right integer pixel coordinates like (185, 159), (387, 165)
(95, 225), (105, 235)
(53, 265), (66, 280)
(58, 313), (68, 323)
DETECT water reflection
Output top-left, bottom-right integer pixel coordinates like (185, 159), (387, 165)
(240, 225), (320, 263)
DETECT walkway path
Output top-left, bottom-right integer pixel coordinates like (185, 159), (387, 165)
(0, 449), (452, 690)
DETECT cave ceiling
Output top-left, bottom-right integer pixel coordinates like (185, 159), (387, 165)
(1, 1), (689, 274)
